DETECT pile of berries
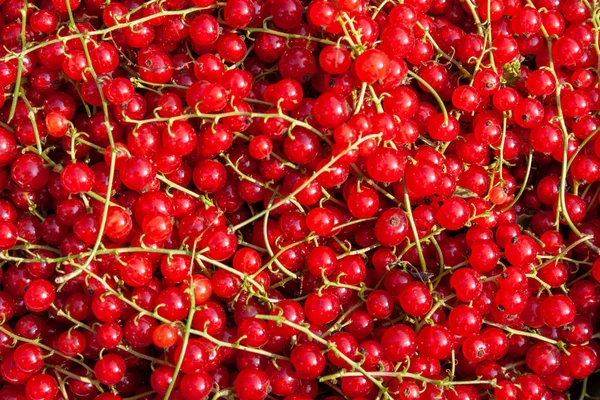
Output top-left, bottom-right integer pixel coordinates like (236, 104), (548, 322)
(1, 0), (600, 398)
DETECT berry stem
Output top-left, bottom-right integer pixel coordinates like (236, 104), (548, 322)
(0, 325), (96, 375)
(406, 70), (448, 124)
(255, 314), (391, 399)
(579, 377), (588, 400)
(402, 180), (427, 272)
(243, 24), (337, 46)
(261, 195), (299, 279)
(320, 370), (497, 388)
(48, 364), (104, 392)
(2, 6), (220, 63)
(54, 306), (175, 366)
(463, 0), (485, 35)
(231, 133), (382, 232)
(58, 256), (286, 360)
(484, 320), (561, 346)
(368, 85), (384, 113)
(536, 234), (594, 270)
(163, 248), (198, 399)
(416, 22), (473, 79)
(124, 391), (157, 400)
(502, 151), (533, 211)
(7, 0), (28, 123)
(19, 92), (43, 155)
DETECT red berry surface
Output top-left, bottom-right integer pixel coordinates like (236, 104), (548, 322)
(0, 1), (598, 399)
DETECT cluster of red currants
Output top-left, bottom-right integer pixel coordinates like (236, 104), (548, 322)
(0, 0), (600, 399)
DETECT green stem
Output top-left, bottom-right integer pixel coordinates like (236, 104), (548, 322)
(368, 85), (384, 113)
(124, 391), (157, 400)
(355, 82), (368, 114)
(416, 22), (472, 79)
(8, 0), (28, 122)
(164, 253), (197, 399)
(320, 370), (496, 387)
(64, 0), (119, 283)
(402, 180), (427, 271)
(261, 195), (299, 279)
(579, 377), (588, 400)
(47, 365), (103, 392)
(255, 314), (391, 399)
(243, 26), (336, 46)
(407, 70), (448, 123)
(484, 321), (561, 346)
(57, 258), (286, 360)
(0, 326), (95, 375)
(2, 7), (219, 63)
(19, 93), (43, 154)
(502, 151), (533, 211)
(231, 134), (381, 232)
(52, 305), (174, 366)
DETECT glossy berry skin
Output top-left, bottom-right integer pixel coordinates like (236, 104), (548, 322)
(482, 328), (509, 360)
(448, 305), (482, 336)
(0, 221), (18, 250)
(61, 162), (95, 194)
(306, 246), (338, 278)
(505, 235), (538, 266)
(94, 354), (127, 385)
(193, 160), (227, 193)
(26, 374), (58, 400)
(462, 334), (489, 362)
(238, 318), (270, 347)
(347, 186), (379, 219)
(0, 128), (18, 166)
(375, 208), (409, 247)
(57, 330), (87, 357)
(381, 324), (417, 362)
(541, 295), (577, 328)
(436, 197), (470, 230)
(417, 325), (453, 360)
(234, 368), (270, 400)
(319, 46), (352, 74)
(367, 148), (406, 182)
(495, 380), (518, 400)
(190, 15), (220, 46)
(97, 322), (123, 350)
(366, 290), (395, 319)
(180, 371), (213, 400)
(399, 282), (432, 317)
(468, 240), (500, 272)
(290, 343), (326, 380)
(11, 154), (50, 191)
(3, 0), (600, 396)
(306, 208), (336, 236)
(249, 135), (273, 159)
(562, 345), (598, 379)
(268, 300), (305, 337)
(450, 268), (483, 302)
(453, 85), (481, 112)
(24, 280), (55, 312)
(173, 339), (209, 374)
(120, 156), (156, 193)
(313, 93), (351, 128)
(150, 366), (177, 395)
(304, 291), (340, 325)
(13, 343), (43, 373)
(354, 49), (390, 83)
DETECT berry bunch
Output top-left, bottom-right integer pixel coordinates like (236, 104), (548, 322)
(0, 0), (599, 399)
